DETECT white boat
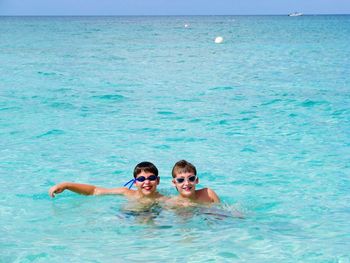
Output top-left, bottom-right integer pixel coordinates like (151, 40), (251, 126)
(288, 12), (303, 17)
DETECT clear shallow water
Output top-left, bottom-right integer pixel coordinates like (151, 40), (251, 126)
(1, 15), (350, 262)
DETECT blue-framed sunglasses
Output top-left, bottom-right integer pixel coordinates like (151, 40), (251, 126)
(123, 175), (158, 189)
(135, 175), (158, 182)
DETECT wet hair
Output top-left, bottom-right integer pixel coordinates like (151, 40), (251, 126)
(171, 160), (197, 178)
(133, 161), (158, 178)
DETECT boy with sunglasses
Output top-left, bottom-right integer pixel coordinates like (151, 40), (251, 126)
(171, 160), (220, 204)
(49, 161), (164, 200)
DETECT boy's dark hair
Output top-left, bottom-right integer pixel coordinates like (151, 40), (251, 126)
(133, 161), (158, 178)
(172, 160), (197, 178)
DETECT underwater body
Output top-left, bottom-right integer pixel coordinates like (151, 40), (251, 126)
(1, 15), (350, 262)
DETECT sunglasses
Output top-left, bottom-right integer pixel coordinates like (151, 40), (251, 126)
(175, 175), (197, 184)
(135, 175), (158, 182)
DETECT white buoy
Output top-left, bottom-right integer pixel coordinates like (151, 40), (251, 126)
(214, 36), (224, 44)
(184, 24), (189, 28)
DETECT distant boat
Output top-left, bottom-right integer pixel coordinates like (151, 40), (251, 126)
(288, 12), (303, 17)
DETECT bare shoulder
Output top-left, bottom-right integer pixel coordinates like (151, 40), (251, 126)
(197, 188), (220, 203)
(207, 188), (220, 203)
(118, 188), (136, 196)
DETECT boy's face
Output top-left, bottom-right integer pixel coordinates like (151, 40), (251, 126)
(172, 172), (198, 198)
(135, 170), (159, 197)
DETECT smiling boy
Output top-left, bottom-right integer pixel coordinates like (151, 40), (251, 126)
(49, 161), (164, 201)
(171, 160), (220, 204)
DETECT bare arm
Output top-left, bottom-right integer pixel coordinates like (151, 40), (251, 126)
(49, 182), (129, 197)
(93, 187), (129, 196)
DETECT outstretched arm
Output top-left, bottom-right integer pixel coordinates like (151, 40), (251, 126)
(49, 182), (129, 197)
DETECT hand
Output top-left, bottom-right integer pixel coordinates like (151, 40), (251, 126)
(49, 183), (66, 198)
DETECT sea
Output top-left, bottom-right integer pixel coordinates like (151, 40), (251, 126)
(1, 15), (350, 262)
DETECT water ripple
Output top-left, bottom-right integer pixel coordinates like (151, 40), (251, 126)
(91, 94), (125, 101)
(36, 129), (65, 138)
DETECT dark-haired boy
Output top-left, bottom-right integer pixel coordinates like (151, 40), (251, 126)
(171, 160), (220, 204)
(49, 161), (164, 201)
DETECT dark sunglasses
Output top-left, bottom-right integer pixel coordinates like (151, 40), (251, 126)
(175, 175), (197, 184)
(135, 175), (158, 182)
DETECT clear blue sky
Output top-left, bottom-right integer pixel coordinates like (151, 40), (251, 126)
(0, 0), (349, 15)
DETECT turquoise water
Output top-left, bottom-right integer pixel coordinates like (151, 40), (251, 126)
(1, 15), (350, 262)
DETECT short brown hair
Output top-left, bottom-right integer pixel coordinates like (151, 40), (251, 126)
(172, 160), (196, 178)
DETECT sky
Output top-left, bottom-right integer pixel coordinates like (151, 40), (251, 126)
(0, 0), (349, 15)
